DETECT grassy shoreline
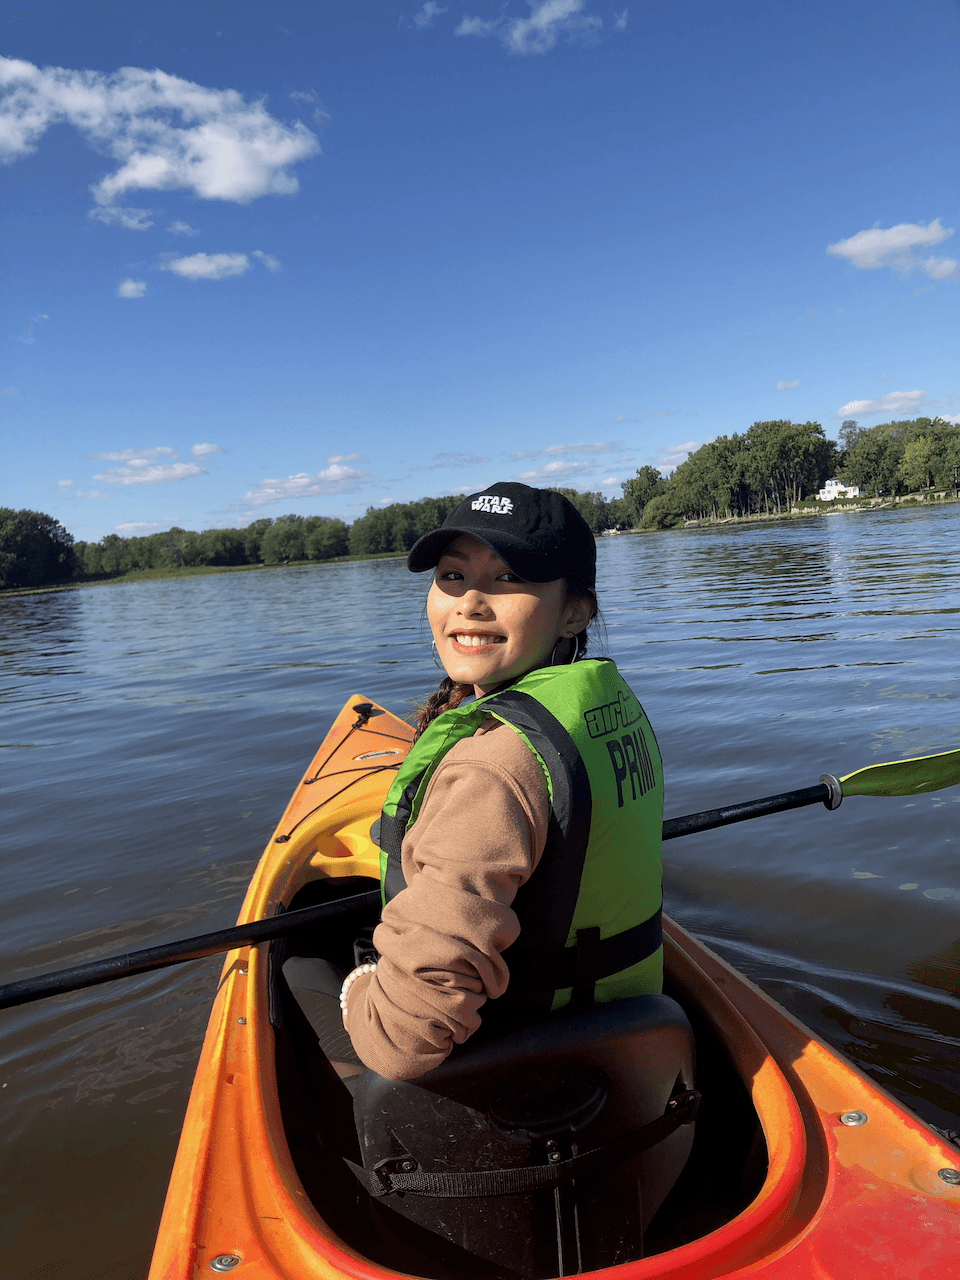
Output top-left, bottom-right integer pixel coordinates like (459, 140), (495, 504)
(0, 550), (408, 598)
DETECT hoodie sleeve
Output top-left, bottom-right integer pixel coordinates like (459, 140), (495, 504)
(342, 718), (550, 1080)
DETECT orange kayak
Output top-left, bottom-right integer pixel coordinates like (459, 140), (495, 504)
(149, 695), (960, 1279)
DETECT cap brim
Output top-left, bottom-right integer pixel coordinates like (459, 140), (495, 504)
(407, 528), (563, 581)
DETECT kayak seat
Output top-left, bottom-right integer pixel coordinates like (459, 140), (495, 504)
(351, 994), (696, 1279)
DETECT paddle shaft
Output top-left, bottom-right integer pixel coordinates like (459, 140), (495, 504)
(0, 781), (844, 1011)
(0, 891), (381, 1012)
(662, 780), (836, 840)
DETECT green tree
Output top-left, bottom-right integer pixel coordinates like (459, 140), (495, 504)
(549, 489), (611, 534)
(621, 466), (667, 524)
(0, 508), (75, 588)
(261, 516), (307, 563)
(898, 436), (937, 493)
(640, 492), (683, 530)
(304, 517), (350, 560)
(241, 519), (272, 563)
(605, 497), (633, 528)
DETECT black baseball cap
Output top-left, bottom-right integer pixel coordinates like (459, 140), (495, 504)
(407, 482), (596, 589)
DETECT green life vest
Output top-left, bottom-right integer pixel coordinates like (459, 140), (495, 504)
(378, 659), (664, 1016)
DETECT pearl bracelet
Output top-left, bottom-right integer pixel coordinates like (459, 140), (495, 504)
(339, 962), (377, 1011)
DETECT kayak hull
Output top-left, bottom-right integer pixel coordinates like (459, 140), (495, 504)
(149, 696), (960, 1279)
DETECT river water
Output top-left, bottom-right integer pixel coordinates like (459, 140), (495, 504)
(2, 506), (959, 1279)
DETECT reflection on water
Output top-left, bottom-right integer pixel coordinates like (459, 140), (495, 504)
(1, 507), (959, 1274)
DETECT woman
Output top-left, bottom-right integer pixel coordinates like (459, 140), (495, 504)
(330, 483), (663, 1081)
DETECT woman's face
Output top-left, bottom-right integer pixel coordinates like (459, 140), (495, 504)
(427, 535), (589, 696)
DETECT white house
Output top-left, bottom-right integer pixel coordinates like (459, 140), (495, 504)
(817, 478), (861, 501)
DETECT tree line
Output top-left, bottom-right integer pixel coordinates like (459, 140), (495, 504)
(1, 490), (635, 591)
(0, 512), (351, 590)
(3, 419), (958, 589)
(628, 417), (960, 529)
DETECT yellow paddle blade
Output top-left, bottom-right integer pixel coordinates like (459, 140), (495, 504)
(840, 748), (960, 798)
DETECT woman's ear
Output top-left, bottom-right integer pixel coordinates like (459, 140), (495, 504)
(561, 593), (593, 637)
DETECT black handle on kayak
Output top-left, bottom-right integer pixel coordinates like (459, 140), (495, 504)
(0, 890), (381, 1012)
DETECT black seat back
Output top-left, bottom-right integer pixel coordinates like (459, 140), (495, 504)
(352, 994), (696, 1279)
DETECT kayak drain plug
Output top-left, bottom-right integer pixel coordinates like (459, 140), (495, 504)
(209, 1257), (241, 1272)
(939, 1169), (960, 1186)
(840, 1111), (868, 1126)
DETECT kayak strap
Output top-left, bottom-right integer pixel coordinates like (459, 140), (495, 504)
(346, 1088), (699, 1199)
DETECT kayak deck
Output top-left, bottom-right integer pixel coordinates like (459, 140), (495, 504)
(148, 696), (960, 1280)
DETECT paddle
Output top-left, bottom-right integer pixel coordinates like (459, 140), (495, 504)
(2, 748), (957, 1012)
(662, 746), (960, 840)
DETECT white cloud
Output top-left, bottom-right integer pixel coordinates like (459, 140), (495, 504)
(57, 479), (74, 489)
(656, 441), (702, 473)
(614, 8), (628, 28)
(942, 413), (960, 426)
(239, 462), (370, 507)
(456, 0), (602, 55)
(612, 414), (626, 422)
(511, 441), (617, 461)
(922, 257), (959, 281)
(162, 251), (250, 280)
(93, 446), (178, 460)
(117, 277), (146, 298)
(514, 459), (597, 482)
(455, 16), (501, 38)
(776, 379), (800, 391)
(327, 453), (366, 464)
(835, 390), (925, 418)
(412, 451), (492, 471)
(16, 313), (49, 344)
(0, 57), (321, 226)
(192, 442), (226, 456)
(76, 490), (109, 499)
(827, 219), (959, 282)
(90, 205), (154, 230)
(415, 2), (449, 28)
(167, 219), (199, 236)
(601, 475), (618, 485)
(115, 521), (167, 533)
(251, 249), (281, 272)
(93, 460), (207, 484)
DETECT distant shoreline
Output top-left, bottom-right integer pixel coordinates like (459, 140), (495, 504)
(6, 492), (957, 597)
(674, 490), (958, 531)
(1, 550), (407, 598)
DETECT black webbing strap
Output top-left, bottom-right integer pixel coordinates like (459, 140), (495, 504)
(505, 907), (663, 995)
(572, 926), (601, 1008)
(347, 1088), (699, 1199)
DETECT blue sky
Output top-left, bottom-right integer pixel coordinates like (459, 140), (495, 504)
(1, 0), (957, 543)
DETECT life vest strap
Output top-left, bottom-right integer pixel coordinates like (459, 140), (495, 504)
(505, 906), (663, 996)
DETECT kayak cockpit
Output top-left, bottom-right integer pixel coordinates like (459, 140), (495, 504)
(268, 872), (768, 1278)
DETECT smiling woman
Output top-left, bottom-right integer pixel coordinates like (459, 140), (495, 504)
(283, 482), (666, 1085)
